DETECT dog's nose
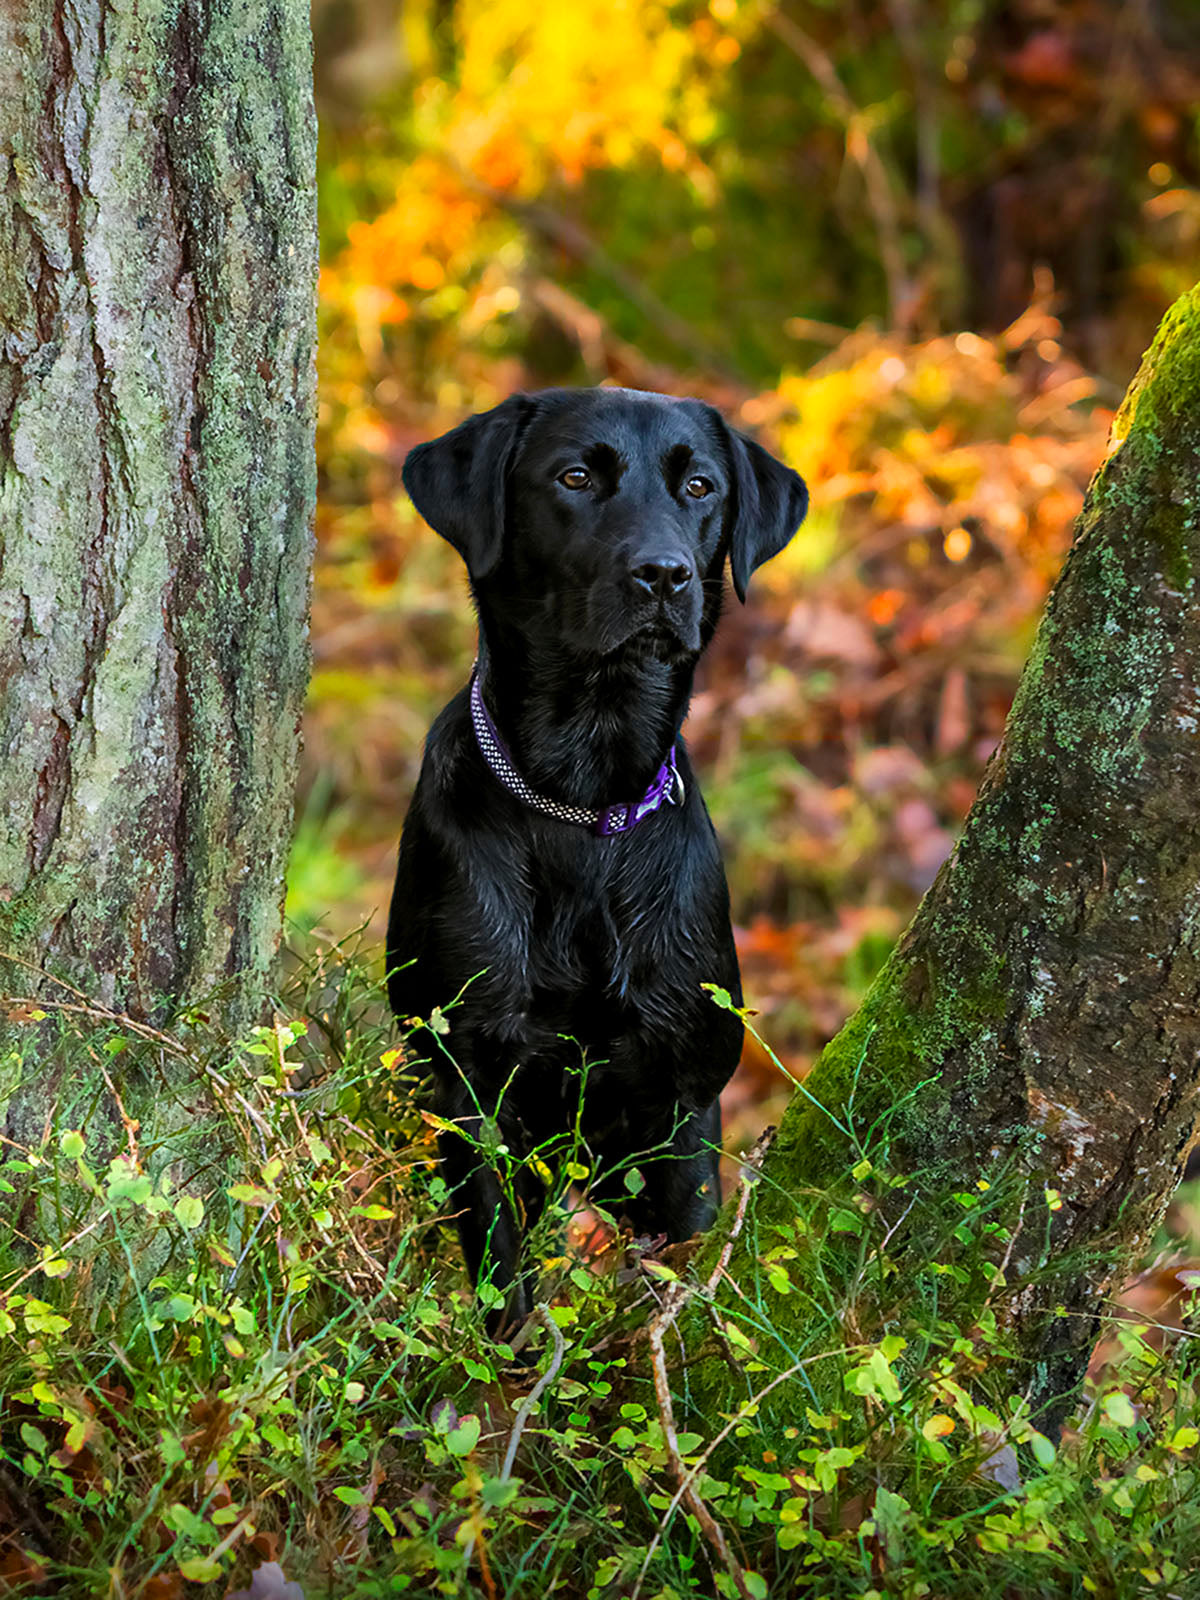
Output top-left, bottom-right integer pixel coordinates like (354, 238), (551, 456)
(631, 558), (693, 599)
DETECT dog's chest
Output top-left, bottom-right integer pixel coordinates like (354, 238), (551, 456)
(524, 835), (673, 997)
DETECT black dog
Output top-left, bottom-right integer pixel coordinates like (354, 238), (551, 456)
(387, 387), (807, 1331)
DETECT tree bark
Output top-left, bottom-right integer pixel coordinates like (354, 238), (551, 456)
(681, 282), (1200, 1430)
(0, 0), (316, 1032)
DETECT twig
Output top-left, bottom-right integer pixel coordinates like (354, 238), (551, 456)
(881, 0), (940, 230)
(98, 1059), (141, 1166)
(475, 1531), (499, 1600)
(636, 1129), (775, 1600)
(704, 1127), (774, 1295)
(455, 166), (745, 383)
(0, 1212), (109, 1295)
(501, 1306), (565, 1478)
(994, 1190), (1028, 1291)
(527, 279), (686, 392)
(763, 8), (911, 328)
(204, 1067), (274, 1150)
(0, 994), (192, 1059)
(878, 1193), (918, 1254)
(463, 1305), (565, 1572)
(649, 1297), (751, 1598)
(222, 1201), (277, 1297)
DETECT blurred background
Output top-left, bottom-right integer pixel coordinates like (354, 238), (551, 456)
(294, 0), (1200, 1148)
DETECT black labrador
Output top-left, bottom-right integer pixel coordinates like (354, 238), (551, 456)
(388, 387), (807, 1331)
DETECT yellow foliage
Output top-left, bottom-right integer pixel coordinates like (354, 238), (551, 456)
(452, 0), (710, 191)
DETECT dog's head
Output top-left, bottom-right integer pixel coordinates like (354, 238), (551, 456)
(403, 387), (808, 662)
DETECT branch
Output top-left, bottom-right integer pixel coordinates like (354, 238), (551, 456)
(764, 8), (911, 328)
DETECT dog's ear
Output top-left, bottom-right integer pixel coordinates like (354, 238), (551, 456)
(402, 395), (534, 579)
(720, 422), (808, 602)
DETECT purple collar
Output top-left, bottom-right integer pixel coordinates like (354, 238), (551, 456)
(469, 669), (685, 837)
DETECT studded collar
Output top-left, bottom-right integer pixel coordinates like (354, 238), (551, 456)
(468, 667), (684, 837)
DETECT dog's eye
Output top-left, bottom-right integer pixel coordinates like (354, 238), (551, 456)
(685, 476), (714, 499)
(558, 468), (591, 491)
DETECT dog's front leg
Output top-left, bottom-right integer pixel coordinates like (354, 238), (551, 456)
(433, 1073), (545, 1337)
(633, 1098), (724, 1244)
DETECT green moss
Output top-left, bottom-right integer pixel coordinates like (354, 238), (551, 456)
(1091, 281), (1200, 595)
(0, 885), (43, 947)
(758, 925), (1012, 1203)
(1107, 281), (1200, 451)
(1152, 504), (1195, 594)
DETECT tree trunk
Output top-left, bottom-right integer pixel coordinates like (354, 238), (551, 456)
(682, 282), (1200, 1432)
(0, 0), (316, 1035)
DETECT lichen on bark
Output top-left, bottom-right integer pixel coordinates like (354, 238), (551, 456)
(0, 0), (316, 1040)
(678, 281), (1200, 1434)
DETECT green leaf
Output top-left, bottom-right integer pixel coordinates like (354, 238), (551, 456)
(703, 983), (734, 1008)
(624, 1167), (646, 1196)
(178, 1557), (223, 1583)
(641, 1259), (677, 1282)
(844, 1349), (901, 1403)
(1103, 1391), (1137, 1429)
(20, 1422), (47, 1455)
(174, 1195), (204, 1230)
(106, 1157), (153, 1205)
(333, 1486), (368, 1506)
(723, 1320), (756, 1355)
(873, 1486), (911, 1560)
(63, 1416), (90, 1455)
(446, 1413), (481, 1456)
(1030, 1431), (1056, 1468)
(481, 1476), (520, 1508)
(828, 1207), (863, 1234)
(58, 1129), (85, 1159)
(230, 1303), (256, 1335)
(22, 1300), (70, 1337)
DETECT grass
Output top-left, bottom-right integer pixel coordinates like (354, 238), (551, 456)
(0, 941), (1198, 1598)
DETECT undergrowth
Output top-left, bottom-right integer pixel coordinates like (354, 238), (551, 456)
(0, 940), (1197, 1599)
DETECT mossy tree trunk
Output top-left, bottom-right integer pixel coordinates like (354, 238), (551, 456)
(0, 2), (316, 1051)
(683, 283), (1200, 1431)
